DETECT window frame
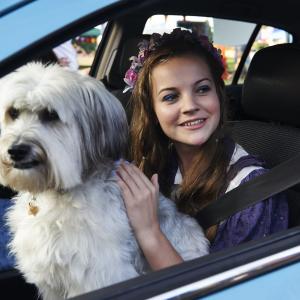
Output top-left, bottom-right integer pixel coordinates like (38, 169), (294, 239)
(137, 15), (293, 86)
(70, 227), (300, 299)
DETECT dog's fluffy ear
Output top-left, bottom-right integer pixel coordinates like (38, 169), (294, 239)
(75, 77), (129, 170)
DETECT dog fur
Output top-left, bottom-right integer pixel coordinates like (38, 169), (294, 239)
(0, 63), (209, 299)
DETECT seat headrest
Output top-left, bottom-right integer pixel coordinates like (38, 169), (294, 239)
(242, 43), (300, 127)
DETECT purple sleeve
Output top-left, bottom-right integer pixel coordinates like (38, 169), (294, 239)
(210, 168), (289, 253)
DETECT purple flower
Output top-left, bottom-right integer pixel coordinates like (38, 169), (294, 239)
(138, 49), (149, 64)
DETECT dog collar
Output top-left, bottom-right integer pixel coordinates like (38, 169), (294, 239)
(28, 196), (39, 216)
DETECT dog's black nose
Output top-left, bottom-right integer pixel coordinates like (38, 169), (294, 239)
(8, 144), (31, 161)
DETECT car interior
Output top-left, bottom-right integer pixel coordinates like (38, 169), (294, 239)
(228, 43), (300, 228)
(88, 3), (300, 296)
(1, 0), (300, 299)
(91, 6), (300, 228)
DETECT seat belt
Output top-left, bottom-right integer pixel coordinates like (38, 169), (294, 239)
(196, 151), (300, 230)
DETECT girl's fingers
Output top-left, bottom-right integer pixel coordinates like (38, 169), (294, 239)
(119, 162), (155, 192)
(131, 164), (156, 189)
(115, 174), (132, 197)
(116, 164), (141, 194)
(116, 164), (160, 237)
(151, 174), (159, 191)
(117, 162), (148, 192)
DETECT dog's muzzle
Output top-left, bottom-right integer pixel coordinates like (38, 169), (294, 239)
(8, 143), (40, 169)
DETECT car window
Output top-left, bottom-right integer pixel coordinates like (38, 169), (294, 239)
(143, 15), (292, 84)
(44, 23), (106, 75)
(237, 25), (292, 84)
(73, 23), (107, 75)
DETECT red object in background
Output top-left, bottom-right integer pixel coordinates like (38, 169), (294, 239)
(221, 55), (229, 80)
(217, 45), (229, 80)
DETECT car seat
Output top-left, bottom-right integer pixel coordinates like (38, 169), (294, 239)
(105, 34), (151, 122)
(227, 43), (300, 227)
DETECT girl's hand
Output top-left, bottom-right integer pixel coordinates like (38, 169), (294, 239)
(116, 161), (183, 270)
(116, 161), (160, 240)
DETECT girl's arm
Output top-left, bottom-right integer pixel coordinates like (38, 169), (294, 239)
(116, 161), (183, 270)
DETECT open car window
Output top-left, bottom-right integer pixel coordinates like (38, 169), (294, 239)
(143, 15), (292, 84)
(237, 25), (293, 84)
(73, 23), (107, 75)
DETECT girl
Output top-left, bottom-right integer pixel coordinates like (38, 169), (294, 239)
(116, 28), (288, 270)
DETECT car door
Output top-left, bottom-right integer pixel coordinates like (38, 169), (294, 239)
(0, 1), (300, 300)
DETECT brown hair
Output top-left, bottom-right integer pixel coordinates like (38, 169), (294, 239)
(130, 29), (230, 216)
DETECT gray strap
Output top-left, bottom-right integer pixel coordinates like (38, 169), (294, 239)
(196, 152), (300, 229)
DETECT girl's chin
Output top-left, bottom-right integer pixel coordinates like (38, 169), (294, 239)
(187, 135), (210, 146)
(175, 138), (209, 149)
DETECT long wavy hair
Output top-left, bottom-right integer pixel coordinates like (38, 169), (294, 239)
(130, 29), (231, 216)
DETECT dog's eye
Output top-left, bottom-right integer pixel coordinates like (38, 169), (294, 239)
(8, 107), (19, 120)
(39, 109), (59, 123)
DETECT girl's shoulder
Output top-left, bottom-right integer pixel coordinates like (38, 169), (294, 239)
(210, 144), (289, 252)
(225, 143), (265, 193)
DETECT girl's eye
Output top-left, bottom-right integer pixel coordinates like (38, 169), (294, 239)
(162, 93), (178, 102)
(196, 85), (211, 94)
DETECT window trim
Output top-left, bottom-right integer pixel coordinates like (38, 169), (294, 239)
(72, 227), (300, 300)
(149, 245), (300, 299)
(231, 24), (261, 85)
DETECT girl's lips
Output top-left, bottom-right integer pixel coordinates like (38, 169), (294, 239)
(179, 118), (207, 130)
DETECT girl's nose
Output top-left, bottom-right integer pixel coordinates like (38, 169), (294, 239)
(182, 93), (199, 114)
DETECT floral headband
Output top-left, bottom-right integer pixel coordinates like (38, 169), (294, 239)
(123, 28), (224, 93)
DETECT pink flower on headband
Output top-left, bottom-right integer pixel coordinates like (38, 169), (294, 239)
(123, 40), (150, 93)
(124, 68), (138, 91)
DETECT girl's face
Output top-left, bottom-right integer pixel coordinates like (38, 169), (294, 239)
(152, 55), (221, 154)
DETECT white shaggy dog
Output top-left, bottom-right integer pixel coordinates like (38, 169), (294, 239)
(0, 63), (209, 299)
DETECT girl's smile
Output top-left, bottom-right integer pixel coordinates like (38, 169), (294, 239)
(179, 117), (207, 129)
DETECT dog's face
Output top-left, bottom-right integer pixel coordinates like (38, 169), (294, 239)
(0, 63), (128, 193)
